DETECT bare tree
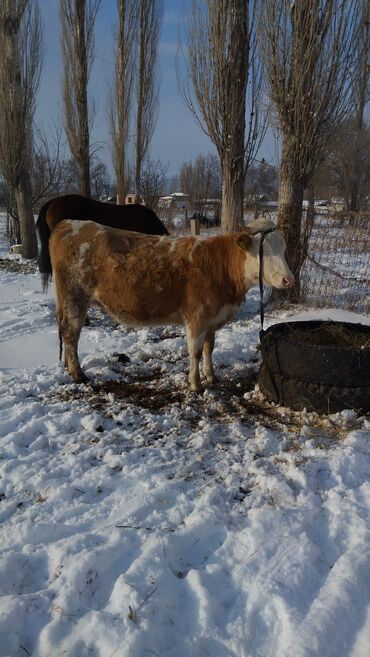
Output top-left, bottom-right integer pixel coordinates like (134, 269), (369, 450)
(179, 153), (221, 211)
(60, 0), (101, 198)
(109, 0), (137, 203)
(260, 0), (359, 300)
(90, 157), (112, 199)
(139, 156), (168, 211)
(244, 161), (279, 208)
(32, 124), (69, 207)
(134, 0), (163, 198)
(323, 119), (370, 209)
(178, 0), (266, 231)
(0, 0), (42, 258)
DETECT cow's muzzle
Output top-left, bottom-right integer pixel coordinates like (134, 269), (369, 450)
(282, 275), (294, 288)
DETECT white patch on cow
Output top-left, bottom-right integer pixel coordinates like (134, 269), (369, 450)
(261, 231), (293, 288)
(242, 247), (259, 286)
(64, 220), (86, 235)
(209, 303), (240, 329)
(75, 241), (95, 280)
(79, 242), (91, 258)
(184, 326), (206, 391)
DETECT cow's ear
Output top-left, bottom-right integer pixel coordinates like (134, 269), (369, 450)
(235, 233), (251, 252)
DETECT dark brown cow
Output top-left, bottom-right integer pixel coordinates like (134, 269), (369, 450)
(36, 194), (169, 290)
(50, 217), (294, 391)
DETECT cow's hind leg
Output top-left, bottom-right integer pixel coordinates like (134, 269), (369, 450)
(56, 285), (90, 383)
(185, 326), (205, 392)
(202, 330), (216, 384)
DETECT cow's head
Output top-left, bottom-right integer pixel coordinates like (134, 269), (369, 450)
(236, 218), (294, 289)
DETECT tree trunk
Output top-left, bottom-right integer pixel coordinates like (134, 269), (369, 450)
(14, 169), (37, 258)
(76, 0), (91, 199)
(2, 0), (38, 258)
(349, 126), (362, 211)
(135, 127), (142, 199)
(300, 184), (315, 275)
(221, 154), (244, 232)
(349, 176), (360, 212)
(349, 4), (369, 212)
(349, 130), (362, 211)
(80, 144), (91, 198)
(277, 161), (304, 302)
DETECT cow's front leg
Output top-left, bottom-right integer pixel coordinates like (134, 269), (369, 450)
(185, 326), (205, 392)
(203, 330), (216, 384)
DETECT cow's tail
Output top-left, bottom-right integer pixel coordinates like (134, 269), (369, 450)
(59, 326), (63, 362)
(36, 200), (52, 292)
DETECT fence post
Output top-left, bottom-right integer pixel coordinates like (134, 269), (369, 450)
(190, 217), (200, 236)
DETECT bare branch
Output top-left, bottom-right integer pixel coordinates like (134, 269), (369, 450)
(177, 1), (266, 230)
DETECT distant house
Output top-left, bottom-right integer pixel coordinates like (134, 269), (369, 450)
(158, 192), (190, 210)
(202, 198), (221, 211)
(329, 197), (345, 211)
(125, 193), (145, 205)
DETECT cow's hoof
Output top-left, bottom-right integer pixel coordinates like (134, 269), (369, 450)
(72, 372), (89, 384)
(205, 375), (217, 385)
(189, 384), (202, 393)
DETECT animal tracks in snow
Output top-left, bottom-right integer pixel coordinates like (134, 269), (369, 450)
(1, 231), (370, 657)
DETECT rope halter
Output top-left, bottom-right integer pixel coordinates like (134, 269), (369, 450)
(257, 227), (276, 330)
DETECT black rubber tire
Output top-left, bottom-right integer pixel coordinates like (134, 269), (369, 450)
(258, 320), (370, 414)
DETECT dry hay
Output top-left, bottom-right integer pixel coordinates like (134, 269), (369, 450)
(286, 322), (370, 350)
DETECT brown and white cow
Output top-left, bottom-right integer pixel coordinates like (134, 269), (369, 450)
(49, 217), (293, 391)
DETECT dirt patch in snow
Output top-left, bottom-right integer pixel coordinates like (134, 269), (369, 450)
(92, 377), (185, 411)
(44, 361), (366, 442)
(0, 257), (37, 275)
(45, 364), (259, 426)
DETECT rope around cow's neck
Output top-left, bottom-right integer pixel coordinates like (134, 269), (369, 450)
(258, 227), (276, 330)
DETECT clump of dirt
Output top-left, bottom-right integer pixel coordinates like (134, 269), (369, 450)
(91, 379), (185, 411)
(0, 257), (37, 275)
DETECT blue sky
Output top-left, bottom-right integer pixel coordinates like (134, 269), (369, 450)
(36, 0), (277, 177)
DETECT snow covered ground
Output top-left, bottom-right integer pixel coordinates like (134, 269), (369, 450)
(0, 217), (370, 657)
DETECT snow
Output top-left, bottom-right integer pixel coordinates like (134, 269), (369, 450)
(0, 215), (370, 657)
